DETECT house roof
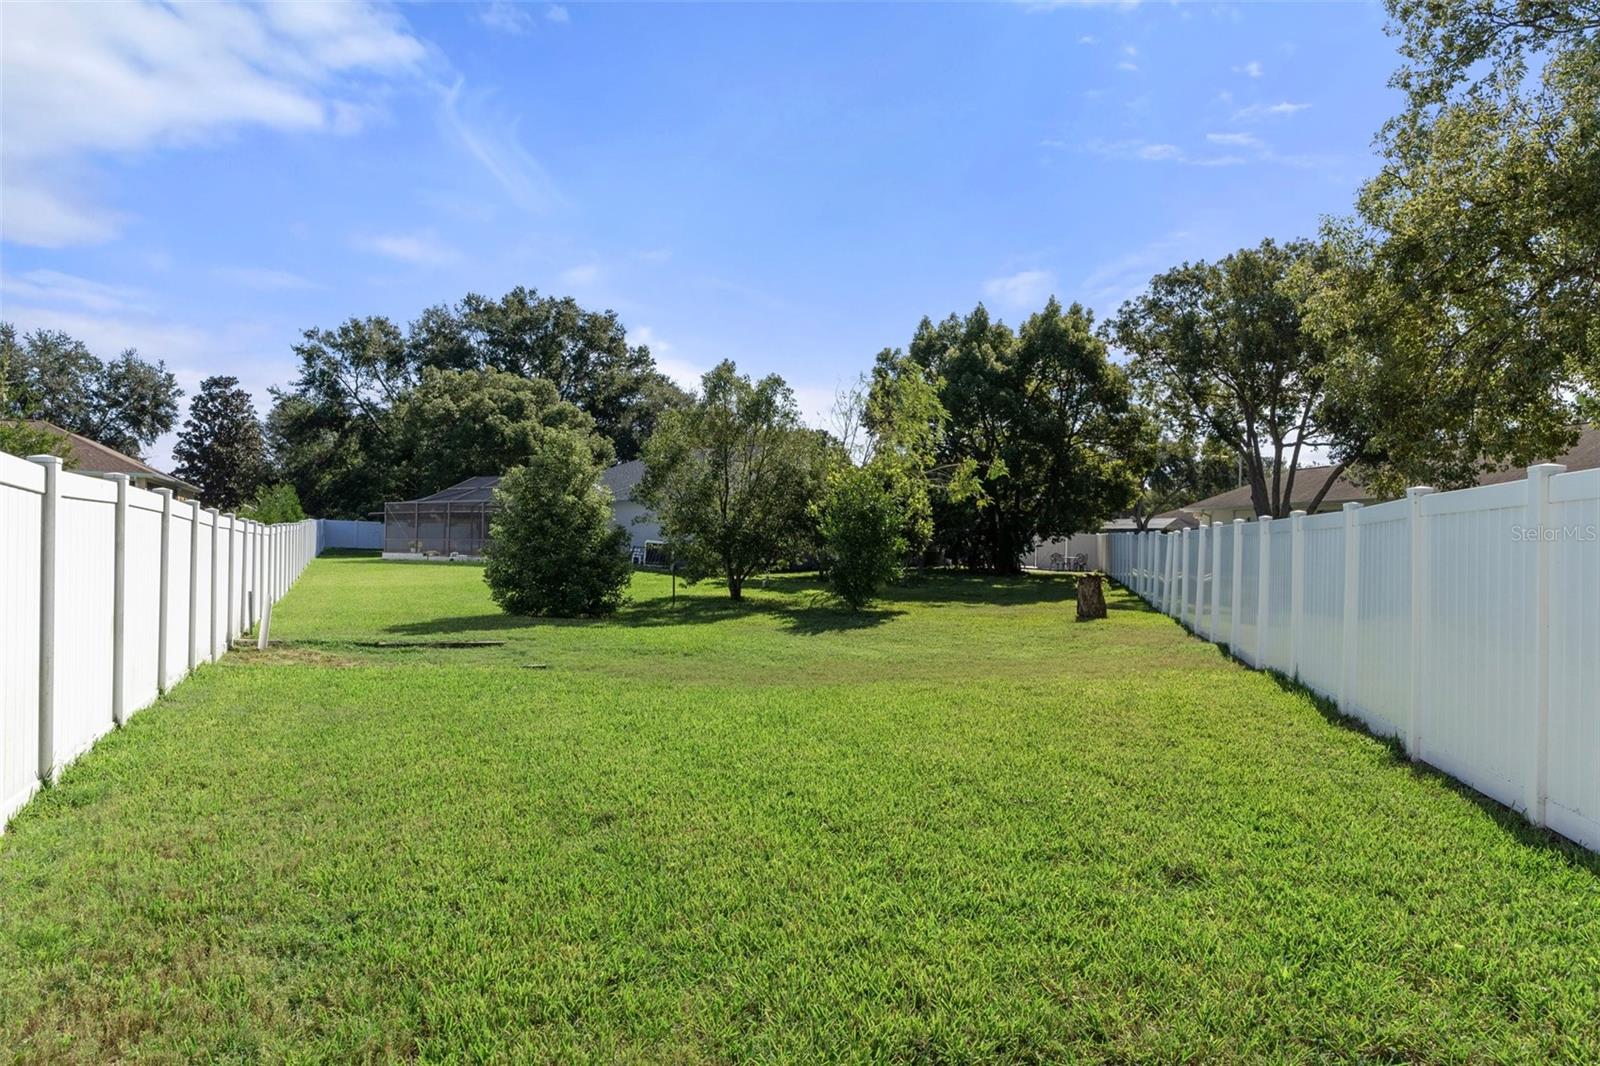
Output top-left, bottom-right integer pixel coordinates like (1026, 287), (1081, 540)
(1182, 465), (1366, 515)
(393, 459), (648, 507)
(1182, 426), (1600, 516)
(23, 420), (198, 494)
(399, 475), (502, 506)
(599, 458), (645, 503)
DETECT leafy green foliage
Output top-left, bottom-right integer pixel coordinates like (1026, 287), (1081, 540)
(0, 322), (181, 458)
(269, 289), (688, 517)
(387, 367), (609, 500)
(1108, 239), (1342, 519)
(1132, 436), (1239, 529)
(1297, 0), (1597, 492)
(484, 430), (631, 617)
(909, 298), (1142, 570)
(0, 421), (72, 464)
(172, 376), (269, 509)
(639, 360), (827, 600)
(239, 483), (306, 524)
(4, 557), (1599, 1060)
(816, 462), (912, 609)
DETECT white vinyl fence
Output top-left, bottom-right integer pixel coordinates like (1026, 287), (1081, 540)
(1107, 464), (1600, 853)
(1, 452), (318, 829)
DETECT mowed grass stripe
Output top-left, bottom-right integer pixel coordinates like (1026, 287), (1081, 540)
(2, 558), (1598, 1062)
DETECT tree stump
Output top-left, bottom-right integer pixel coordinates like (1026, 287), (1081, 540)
(1076, 574), (1107, 621)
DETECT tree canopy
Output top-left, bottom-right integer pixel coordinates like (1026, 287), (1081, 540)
(172, 376), (269, 509)
(1108, 239), (1342, 520)
(1298, 0), (1597, 492)
(910, 298), (1142, 571)
(269, 288), (687, 517)
(1, 322), (181, 458)
(639, 360), (828, 600)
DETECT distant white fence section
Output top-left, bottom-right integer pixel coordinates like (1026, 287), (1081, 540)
(1, 453), (318, 829)
(317, 519), (383, 552)
(1107, 464), (1600, 853)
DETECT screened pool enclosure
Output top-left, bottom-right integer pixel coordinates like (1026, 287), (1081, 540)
(383, 476), (498, 558)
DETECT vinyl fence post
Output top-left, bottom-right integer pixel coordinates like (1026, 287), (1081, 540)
(1405, 486), (1435, 760)
(1288, 510), (1306, 681)
(28, 455), (62, 781)
(1230, 518), (1244, 654)
(1179, 529), (1191, 628)
(1194, 523), (1208, 633)
(1210, 521), (1224, 640)
(1339, 502), (1362, 714)
(1256, 515), (1272, 669)
(208, 508), (220, 661)
(156, 489), (172, 693)
(1171, 528), (1184, 614)
(225, 513), (236, 643)
(188, 498), (201, 673)
(1525, 463), (1565, 824)
(110, 474), (129, 726)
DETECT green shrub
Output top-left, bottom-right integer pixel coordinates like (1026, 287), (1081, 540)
(817, 462), (911, 610)
(240, 483), (306, 524)
(485, 430), (631, 617)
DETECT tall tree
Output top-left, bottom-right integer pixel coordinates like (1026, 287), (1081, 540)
(385, 367), (608, 500)
(172, 376), (269, 508)
(1300, 0), (1597, 492)
(0, 323), (180, 457)
(639, 360), (827, 600)
(912, 299), (1142, 571)
(1108, 239), (1341, 520)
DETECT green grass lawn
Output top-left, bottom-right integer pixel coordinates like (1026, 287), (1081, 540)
(3, 558), (1598, 1063)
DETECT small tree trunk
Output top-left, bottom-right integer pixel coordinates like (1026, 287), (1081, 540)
(728, 575), (742, 601)
(1076, 574), (1106, 622)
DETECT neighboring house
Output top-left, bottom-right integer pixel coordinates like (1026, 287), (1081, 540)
(17, 420), (199, 496)
(381, 459), (664, 560)
(1182, 426), (1600, 523)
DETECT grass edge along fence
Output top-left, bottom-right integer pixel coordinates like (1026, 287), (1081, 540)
(1107, 463), (1600, 854)
(1, 451), (320, 830)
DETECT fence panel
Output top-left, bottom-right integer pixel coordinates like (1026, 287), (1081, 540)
(1349, 501), (1411, 738)
(1263, 521), (1293, 673)
(52, 475), (117, 770)
(1236, 522), (1260, 665)
(1419, 484), (1534, 811)
(1214, 523), (1234, 644)
(0, 456), (44, 826)
(1296, 511), (1345, 702)
(1546, 468), (1600, 849)
(124, 487), (164, 717)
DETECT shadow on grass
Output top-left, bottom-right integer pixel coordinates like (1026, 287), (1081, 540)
(378, 569), (1086, 638)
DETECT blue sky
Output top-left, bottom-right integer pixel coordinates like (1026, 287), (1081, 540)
(0, 1), (1400, 469)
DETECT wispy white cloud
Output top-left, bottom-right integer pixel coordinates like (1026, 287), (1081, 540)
(210, 266), (318, 291)
(0, 269), (152, 314)
(437, 79), (564, 215)
(354, 231), (460, 265)
(1084, 139), (1245, 167)
(982, 269), (1056, 309)
(1233, 100), (1311, 121)
(559, 263), (601, 287)
(0, 1), (427, 248)
(478, 2), (568, 34)
(1205, 131), (1263, 148)
(1234, 60), (1264, 78)
(1116, 60), (1140, 73)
